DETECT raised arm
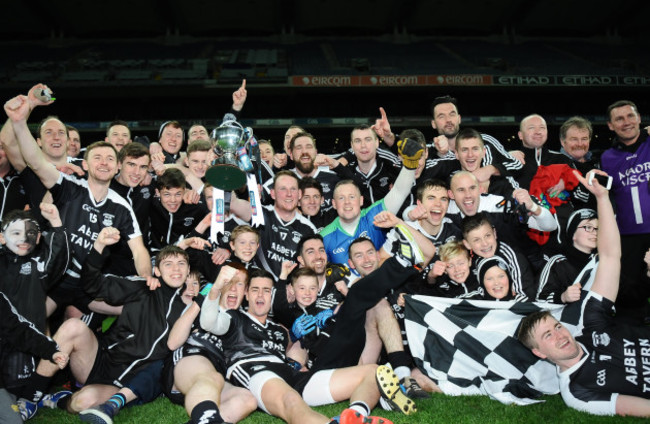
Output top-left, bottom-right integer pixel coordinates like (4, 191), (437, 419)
(383, 138), (423, 213)
(199, 266), (238, 335)
(127, 235), (153, 277)
(4, 95), (59, 188)
(229, 193), (253, 222)
(82, 227), (149, 305)
(574, 170), (620, 302)
(232, 79), (247, 112)
(371, 107), (396, 147)
(384, 166), (415, 214)
(1, 84), (55, 172)
(512, 188), (558, 232)
(0, 118), (27, 171)
(168, 301), (200, 350)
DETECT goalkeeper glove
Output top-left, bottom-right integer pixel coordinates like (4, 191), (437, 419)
(397, 137), (424, 169)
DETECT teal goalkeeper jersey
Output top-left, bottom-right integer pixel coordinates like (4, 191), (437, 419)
(320, 199), (387, 265)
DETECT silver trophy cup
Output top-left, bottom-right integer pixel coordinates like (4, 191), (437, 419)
(206, 120), (247, 191)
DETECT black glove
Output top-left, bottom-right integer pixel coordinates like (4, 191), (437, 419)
(325, 263), (351, 286)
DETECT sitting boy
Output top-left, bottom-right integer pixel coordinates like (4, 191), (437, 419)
(1, 292), (69, 422)
(0, 204), (70, 411)
(78, 272), (202, 424)
(20, 228), (191, 417)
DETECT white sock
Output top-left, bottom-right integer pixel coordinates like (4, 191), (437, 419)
(394, 366), (410, 381)
(378, 397), (393, 411)
(349, 401), (370, 416)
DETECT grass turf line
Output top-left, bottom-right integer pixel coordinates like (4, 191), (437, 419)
(30, 393), (649, 423)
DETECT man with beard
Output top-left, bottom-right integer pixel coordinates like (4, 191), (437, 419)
(292, 230), (434, 400)
(264, 132), (338, 212)
(271, 125), (304, 172)
(428, 95), (522, 184)
(187, 123), (210, 144)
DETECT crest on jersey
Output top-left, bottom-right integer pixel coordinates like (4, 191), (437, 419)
(591, 331), (610, 347)
(20, 262), (32, 275)
(102, 213), (115, 227)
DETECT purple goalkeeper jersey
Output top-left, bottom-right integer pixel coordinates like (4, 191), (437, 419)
(601, 135), (650, 235)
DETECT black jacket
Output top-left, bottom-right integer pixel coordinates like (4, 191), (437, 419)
(0, 227), (70, 331)
(82, 248), (186, 383)
(536, 246), (595, 303)
(0, 291), (59, 387)
(149, 198), (208, 251)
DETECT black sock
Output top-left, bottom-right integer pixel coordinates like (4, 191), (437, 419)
(387, 351), (411, 370)
(58, 393), (72, 410)
(191, 400), (223, 424)
(17, 373), (51, 402)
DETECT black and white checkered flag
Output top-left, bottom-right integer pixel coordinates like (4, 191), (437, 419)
(405, 295), (586, 405)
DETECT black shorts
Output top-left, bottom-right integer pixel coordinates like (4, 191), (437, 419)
(227, 357), (314, 394)
(162, 342), (227, 405)
(86, 338), (151, 387)
(48, 285), (93, 314)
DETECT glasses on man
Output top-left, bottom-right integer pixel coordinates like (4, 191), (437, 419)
(577, 225), (598, 233)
